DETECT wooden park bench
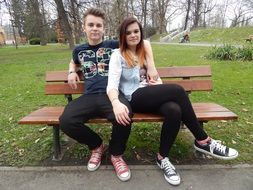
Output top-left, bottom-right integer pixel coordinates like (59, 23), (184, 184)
(245, 35), (253, 42)
(18, 65), (238, 161)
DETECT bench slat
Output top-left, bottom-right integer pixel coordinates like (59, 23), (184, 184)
(45, 79), (212, 95)
(18, 103), (237, 125)
(46, 66), (212, 82)
(157, 65), (211, 78)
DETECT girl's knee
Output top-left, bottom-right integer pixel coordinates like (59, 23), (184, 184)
(160, 102), (181, 116)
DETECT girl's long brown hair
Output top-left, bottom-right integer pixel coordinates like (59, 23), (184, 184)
(119, 17), (146, 67)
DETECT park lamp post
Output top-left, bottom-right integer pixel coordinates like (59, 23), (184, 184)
(10, 19), (18, 49)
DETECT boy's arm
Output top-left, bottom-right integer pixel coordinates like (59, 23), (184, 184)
(68, 59), (81, 89)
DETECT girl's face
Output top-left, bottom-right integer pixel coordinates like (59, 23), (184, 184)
(125, 22), (141, 48)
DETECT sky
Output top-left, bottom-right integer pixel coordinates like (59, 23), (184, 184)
(0, 1), (252, 29)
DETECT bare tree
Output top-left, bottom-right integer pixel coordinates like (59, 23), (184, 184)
(8, 0), (26, 40)
(192, 0), (203, 28)
(30, 0), (47, 45)
(68, 0), (82, 44)
(54, 0), (74, 49)
(229, 0), (253, 27)
(202, 0), (216, 27)
(155, 0), (171, 34)
(183, 0), (192, 30)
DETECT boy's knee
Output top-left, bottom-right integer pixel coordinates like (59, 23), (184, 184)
(59, 114), (72, 131)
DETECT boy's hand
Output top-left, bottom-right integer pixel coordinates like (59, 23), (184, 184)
(68, 73), (80, 89)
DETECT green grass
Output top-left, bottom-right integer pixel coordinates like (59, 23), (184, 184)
(189, 26), (253, 45)
(152, 26), (253, 45)
(0, 43), (252, 166)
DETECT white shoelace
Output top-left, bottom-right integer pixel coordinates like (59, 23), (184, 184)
(112, 156), (128, 174)
(161, 158), (176, 176)
(89, 148), (103, 164)
(210, 139), (226, 154)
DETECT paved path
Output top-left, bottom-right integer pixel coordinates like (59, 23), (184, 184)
(0, 164), (252, 190)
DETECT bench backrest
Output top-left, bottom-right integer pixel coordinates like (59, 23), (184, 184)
(45, 65), (212, 96)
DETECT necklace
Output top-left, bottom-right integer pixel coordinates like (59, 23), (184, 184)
(130, 51), (139, 66)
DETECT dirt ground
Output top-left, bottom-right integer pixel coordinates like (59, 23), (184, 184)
(41, 140), (218, 167)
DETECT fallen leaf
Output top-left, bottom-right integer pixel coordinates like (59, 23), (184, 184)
(39, 127), (47, 132)
(35, 138), (40, 143)
(18, 149), (25, 156)
(242, 108), (248, 112)
(134, 150), (142, 160)
(232, 140), (237, 144)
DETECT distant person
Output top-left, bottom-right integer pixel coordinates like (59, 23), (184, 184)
(180, 32), (190, 43)
(107, 17), (238, 186)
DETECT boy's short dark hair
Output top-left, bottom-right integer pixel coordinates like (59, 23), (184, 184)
(83, 8), (106, 24)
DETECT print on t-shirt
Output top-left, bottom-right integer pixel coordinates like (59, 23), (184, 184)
(78, 48), (112, 79)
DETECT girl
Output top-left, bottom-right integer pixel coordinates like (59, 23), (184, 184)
(107, 17), (238, 186)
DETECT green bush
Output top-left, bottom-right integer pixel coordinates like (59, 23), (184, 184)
(235, 45), (253, 61)
(206, 44), (253, 61)
(29, 37), (41, 45)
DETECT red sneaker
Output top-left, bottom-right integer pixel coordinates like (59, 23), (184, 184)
(87, 144), (106, 171)
(111, 155), (131, 181)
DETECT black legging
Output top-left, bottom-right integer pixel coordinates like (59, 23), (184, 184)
(130, 84), (208, 157)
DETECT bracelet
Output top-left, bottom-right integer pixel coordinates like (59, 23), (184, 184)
(68, 70), (76, 75)
(111, 98), (119, 103)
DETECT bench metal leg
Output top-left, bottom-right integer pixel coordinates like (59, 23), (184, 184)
(199, 121), (204, 129)
(52, 125), (62, 161)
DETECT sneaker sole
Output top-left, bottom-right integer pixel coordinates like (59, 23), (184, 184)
(87, 162), (101, 171)
(117, 170), (131, 182)
(156, 161), (181, 186)
(194, 144), (239, 160)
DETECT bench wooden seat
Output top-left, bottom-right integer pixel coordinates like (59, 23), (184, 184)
(18, 65), (238, 161)
(19, 103), (237, 125)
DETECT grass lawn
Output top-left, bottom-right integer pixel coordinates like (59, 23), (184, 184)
(0, 44), (252, 166)
(151, 26), (253, 45)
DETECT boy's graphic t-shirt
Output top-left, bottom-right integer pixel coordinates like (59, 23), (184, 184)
(73, 40), (118, 94)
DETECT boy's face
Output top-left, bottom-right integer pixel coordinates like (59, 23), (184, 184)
(83, 15), (105, 45)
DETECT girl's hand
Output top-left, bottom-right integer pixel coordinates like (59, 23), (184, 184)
(148, 78), (163, 86)
(112, 100), (131, 126)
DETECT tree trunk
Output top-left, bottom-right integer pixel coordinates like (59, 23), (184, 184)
(31, 0), (47, 45)
(141, 0), (149, 38)
(54, 0), (75, 49)
(69, 0), (81, 44)
(156, 0), (171, 34)
(193, 0), (203, 28)
(184, 0), (191, 30)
